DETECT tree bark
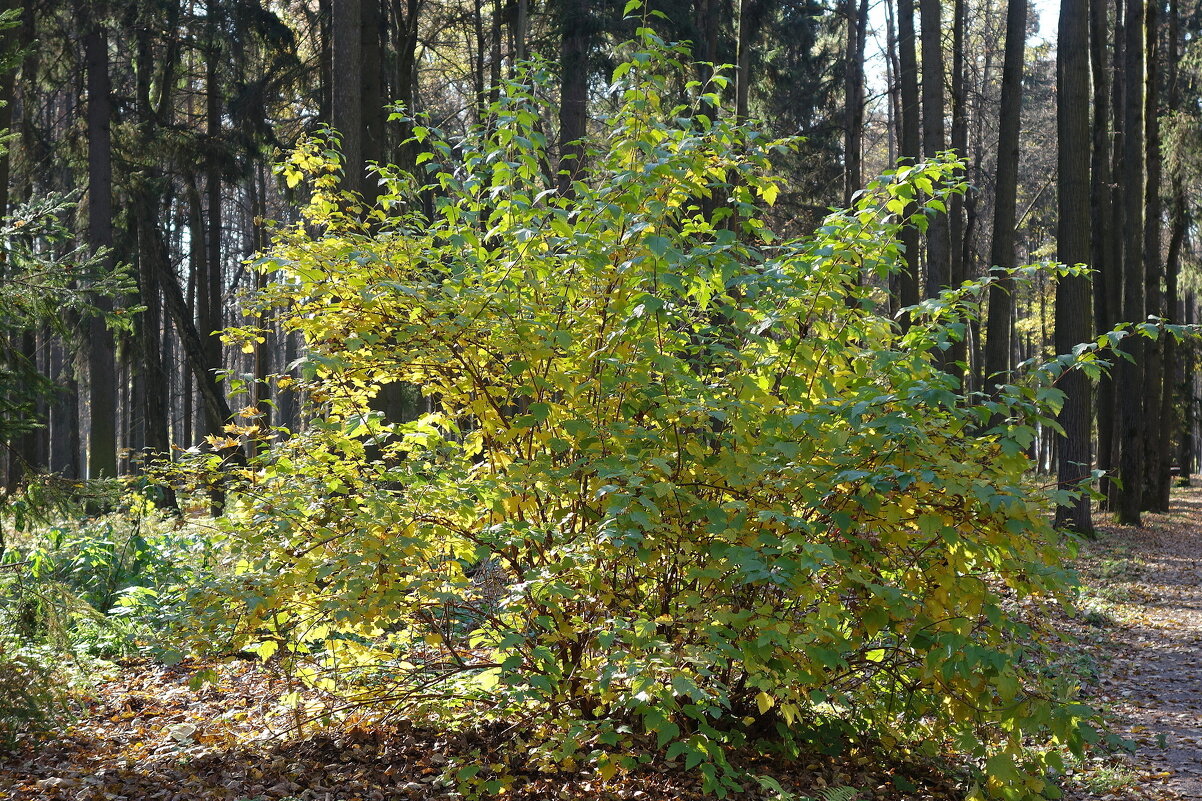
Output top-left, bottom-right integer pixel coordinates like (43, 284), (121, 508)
(1141, 0), (1165, 512)
(84, 17), (117, 480)
(1092, 0), (1120, 505)
(557, 0), (590, 195)
(1054, 0), (1093, 534)
(893, 0), (920, 328)
(158, 259), (235, 436)
(1182, 293), (1196, 484)
(842, 0), (867, 206)
(1115, 0), (1146, 525)
(1159, 0), (1184, 507)
(983, 0), (1026, 390)
(332, 0), (364, 197)
(946, 0), (968, 380)
(919, 0), (949, 300)
(361, 0), (384, 206)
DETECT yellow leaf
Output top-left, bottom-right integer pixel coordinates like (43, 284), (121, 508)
(755, 691), (775, 714)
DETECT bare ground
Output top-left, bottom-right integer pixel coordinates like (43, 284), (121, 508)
(1066, 486), (1202, 800)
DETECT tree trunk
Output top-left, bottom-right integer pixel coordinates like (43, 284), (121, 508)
(1092, 0), (1120, 505)
(1182, 293), (1196, 484)
(736, 0), (765, 126)
(1141, 0), (1165, 512)
(1054, 0), (1093, 534)
(884, 0), (899, 172)
(557, 0), (590, 195)
(84, 18), (117, 480)
(361, 0), (384, 206)
(947, 0), (968, 381)
(983, 0), (1026, 390)
(133, 22), (171, 473)
(202, 15), (224, 439)
(919, 0), (949, 300)
(893, 0), (920, 328)
(1115, 0), (1146, 526)
(842, 0), (867, 206)
(515, 0), (528, 62)
(1160, 0), (1184, 506)
(158, 259), (236, 436)
(332, 0), (364, 196)
(251, 164), (272, 451)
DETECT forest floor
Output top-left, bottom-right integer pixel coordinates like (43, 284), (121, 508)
(4, 490), (1202, 801)
(0, 657), (959, 801)
(1063, 485), (1202, 801)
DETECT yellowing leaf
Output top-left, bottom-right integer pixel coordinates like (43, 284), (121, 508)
(254, 640), (278, 661)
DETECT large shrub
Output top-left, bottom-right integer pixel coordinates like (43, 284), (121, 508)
(207, 34), (1095, 799)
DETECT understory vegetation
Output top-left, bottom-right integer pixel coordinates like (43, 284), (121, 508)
(2, 40), (1128, 801)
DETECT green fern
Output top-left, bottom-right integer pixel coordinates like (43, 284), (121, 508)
(750, 775), (860, 801)
(0, 640), (72, 745)
(819, 787), (859, 801)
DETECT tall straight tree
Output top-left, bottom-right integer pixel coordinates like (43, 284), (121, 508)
(1091, 0), (1119, 505)
(983, 0), (1027, 388)
(947, 0), (968, 380)
(1115, 0), (1146, 525)
(1054, 0), (1092, 534)
(361, 0), (384, 205)
(842, 0), (867, 206)
(557, 0), (591, 194)
(131, 14), (171, 470)
(734, 0), (767, 125)
(1141, 0), (1165, 511)
(332, 0), (364, 197)
(1160, 0), (1186, 508)
(202, 7), (223, 438)
(893, 0), (920, 327)
(918, 0), (949, 299)
(948, 0), (966, 289)
(84, 9), (117, 480)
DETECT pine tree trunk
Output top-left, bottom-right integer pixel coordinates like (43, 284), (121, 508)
(361, 0), (383, 206)
(558, 0), (590, 195)
(947, 0), (968, 383)
(1054, 0), (1093, 534)
(894, 0), (920, 328)
(1142, 0), (1165, 512)
(1163, 0), (1185, 500)
(842, 0), (866, 206)
(983, 0), (1027, 389)
(84, 18), (117, 480)
(919, 0), (949, 300)
(1182, 293), (1196, 484)
(1092, 0), (1120, 506)
(133, 24), (171, 474)
(332, 0), (364, 196)
(1115, 0), (1146, 525)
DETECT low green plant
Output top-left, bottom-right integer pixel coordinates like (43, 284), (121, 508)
(0, 499), (223, 658)
(183, 31), (1109, 800)
(753, 775), (859, 801)
(1062, 757), (1138, 795)
(0, 636), (71, 746)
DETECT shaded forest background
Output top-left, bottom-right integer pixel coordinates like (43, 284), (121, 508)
(4, 0), (1202, 529)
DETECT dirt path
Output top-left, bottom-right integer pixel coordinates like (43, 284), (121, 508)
(1069, 487), (1202, 800)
